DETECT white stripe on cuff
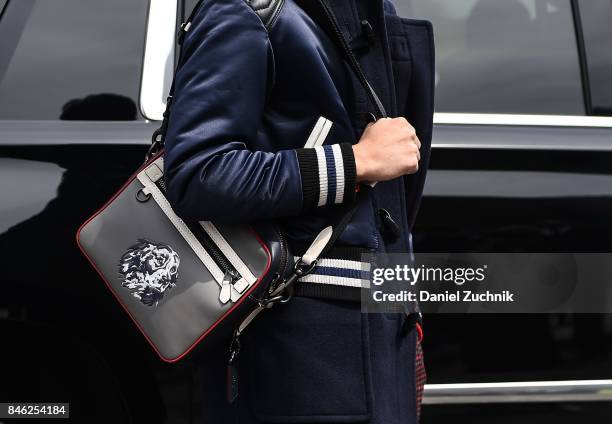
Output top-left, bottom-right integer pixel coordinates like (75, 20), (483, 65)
(331, 144), (345, 204)
(315, 145), (328, 207)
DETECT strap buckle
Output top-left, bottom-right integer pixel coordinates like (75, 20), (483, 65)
(145, 95), (173, 162)
(258, 257), (318, 309)
(294, 256), (318, 276)
(259, 286), (294, 308)
(177, 21), (192, 45)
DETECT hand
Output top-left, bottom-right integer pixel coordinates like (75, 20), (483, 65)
(352, 117), (421, 183)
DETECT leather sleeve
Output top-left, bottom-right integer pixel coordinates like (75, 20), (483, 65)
(163, 0), (356, 222)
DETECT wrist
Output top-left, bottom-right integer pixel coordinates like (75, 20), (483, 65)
(352, 144), (369, 183)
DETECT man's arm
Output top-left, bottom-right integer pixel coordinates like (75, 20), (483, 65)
(163, 0), (357, 222)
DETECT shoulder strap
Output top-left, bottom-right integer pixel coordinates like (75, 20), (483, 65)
(284, 0), (385, 274)
(293, 0), (387, 119)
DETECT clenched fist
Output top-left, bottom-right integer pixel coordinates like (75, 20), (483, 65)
(352, 117), (421, 183)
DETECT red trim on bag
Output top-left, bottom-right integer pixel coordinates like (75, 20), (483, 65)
(75, 150), (272, 363)
(416, 322), (424, 343)
(415, 335), (426, 420)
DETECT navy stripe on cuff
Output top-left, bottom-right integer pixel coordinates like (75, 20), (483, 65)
(295, 143), (356, 211)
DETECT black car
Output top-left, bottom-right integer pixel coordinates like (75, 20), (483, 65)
(1, 0), (611, 422)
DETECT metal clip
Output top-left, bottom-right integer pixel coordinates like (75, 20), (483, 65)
(177, 21), (192, 45)
(220, 270), (239, 304)
(135, 187), (152, 203)
(293, 257), (318, 276)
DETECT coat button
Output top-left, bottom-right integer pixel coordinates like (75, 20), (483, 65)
(361, 20), (376, 46)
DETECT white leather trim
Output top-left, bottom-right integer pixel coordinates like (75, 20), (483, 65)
(304, 117), (325, 148)
(316, 119), (333, 148)
(298, 273), (365, 288)
(331, 144), (344, 204)
(315, 145), (328, 207)
(145, 162), (164, 183)
(230, 279), (249, 302)
(301, 226), (333, 266)
(199, 221), (257, 284)
(304, 117), (332, 148)
(137, 167), (224, 286)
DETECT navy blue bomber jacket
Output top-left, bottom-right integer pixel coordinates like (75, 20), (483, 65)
(163, 0), (434, 253)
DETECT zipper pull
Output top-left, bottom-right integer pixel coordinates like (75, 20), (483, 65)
(230, 277), (249, 303)
(219, 270), (238, 304)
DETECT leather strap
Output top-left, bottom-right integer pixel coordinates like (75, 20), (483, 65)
(281, 0), (386, 269)
(293, 0), (387, 119)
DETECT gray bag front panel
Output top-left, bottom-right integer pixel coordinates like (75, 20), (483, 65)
(215, 222), (270, 278)
(78, 176), (269, 360)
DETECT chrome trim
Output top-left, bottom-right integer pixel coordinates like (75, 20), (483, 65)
(0, 120), (157, 146)
(139, 0), (179, 121)
(431, 125), (612, 152)
(434, 113), (612, 128)
(430, 139), (612, 151)
(424, 170), (612, 198)
(423, 380), (612, 404)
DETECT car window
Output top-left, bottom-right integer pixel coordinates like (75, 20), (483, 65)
(397, 0), (585, 115)
(184, 0), (200, 18)
(578, 0), (612, 116)
(0, 0), (148, 120)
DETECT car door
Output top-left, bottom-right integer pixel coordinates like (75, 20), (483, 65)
(0, 1), (172, 421)
(396, 0), (612, 421)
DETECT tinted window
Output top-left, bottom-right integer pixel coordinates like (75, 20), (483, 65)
(579, 0), (612, 116)
(0, 0), (148, 120)
(184, 0), (200, 18)
(397, 0), (584, 115)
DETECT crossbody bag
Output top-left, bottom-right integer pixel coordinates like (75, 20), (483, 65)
(76, 0), (387, 364)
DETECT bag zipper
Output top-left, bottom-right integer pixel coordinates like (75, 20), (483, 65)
(139, 161), (248, 304)
(154, 176), (245, 302)
(268, 224), (289, 296)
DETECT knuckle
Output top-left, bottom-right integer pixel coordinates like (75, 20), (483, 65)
(394, 117), (409, 127)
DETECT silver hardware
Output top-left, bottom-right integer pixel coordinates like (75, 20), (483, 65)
(135, 187), (152, 202)
(219, 270), (239, 304)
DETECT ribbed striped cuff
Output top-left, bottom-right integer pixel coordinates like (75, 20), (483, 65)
(296, 143), (357, 211)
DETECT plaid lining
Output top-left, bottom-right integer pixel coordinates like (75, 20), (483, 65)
(415, 325), (426, 421)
